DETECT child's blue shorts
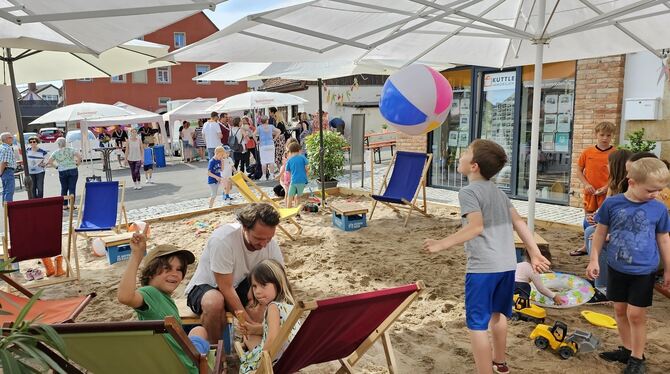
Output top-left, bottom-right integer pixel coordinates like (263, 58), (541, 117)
(465, 271), (515, 330)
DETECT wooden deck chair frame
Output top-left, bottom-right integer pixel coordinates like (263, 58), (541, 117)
(75, 181), (128, 243)
(0, 273), (95, 325)
(2, 196), (80, 289)
(369, 153), (433, 227)
(231, 172), (303, 240)
(32, 317), (225, 374)
(251, 281), (424, 374)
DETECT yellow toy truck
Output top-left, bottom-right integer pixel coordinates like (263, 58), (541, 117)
(530, 321), (600, 359)
(511, 292), (546, 323)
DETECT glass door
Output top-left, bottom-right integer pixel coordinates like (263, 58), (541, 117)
(429, 68), (472, 188)
(477, 70), (518, 192)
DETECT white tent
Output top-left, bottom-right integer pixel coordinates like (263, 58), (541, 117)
(1, 39), (173, 84)
(206, 91), (308, 113)
(162, 97), (218, 122)
(163, 0), (670, 228)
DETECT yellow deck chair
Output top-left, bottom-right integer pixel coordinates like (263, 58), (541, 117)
(230, 172), (303, 240)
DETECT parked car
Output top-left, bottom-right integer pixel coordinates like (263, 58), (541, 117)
(38, 127), (64, 143)
(65, 130), (101, 160)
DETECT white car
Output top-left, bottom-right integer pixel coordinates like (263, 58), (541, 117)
(65, 130), (101, 160)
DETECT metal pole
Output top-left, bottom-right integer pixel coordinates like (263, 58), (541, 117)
(6, 48), (34, 199)
(527, 0), (546, 231)
(317, 78), (326, 208)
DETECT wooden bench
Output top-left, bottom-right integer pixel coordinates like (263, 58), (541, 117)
(513, 232), (550, 258)
(367, 140), (397, 164)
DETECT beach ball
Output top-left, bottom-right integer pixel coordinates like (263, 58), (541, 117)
(92, 238), (106, 257)
(129, 221), (150, 238)
(379, 64), (453, 135)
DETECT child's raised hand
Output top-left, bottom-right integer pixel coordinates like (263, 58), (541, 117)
(129, 223), (149, 256)
(531, 254), (551, 274)
(586, 260), (600, 280)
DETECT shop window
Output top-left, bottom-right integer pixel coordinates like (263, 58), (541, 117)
(429, 67), (472, 188)
(516, 61), (576, 203)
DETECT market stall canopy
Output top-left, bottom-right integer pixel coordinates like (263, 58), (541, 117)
(206, 91), (308, 112)
(86, 101), (163, 126)
(162, 97), (218, 122)
(194, 61), (403, 82)
(162, 0), (670, 69)
(1, 39), (172, 84)
(0, 0), (219, 55)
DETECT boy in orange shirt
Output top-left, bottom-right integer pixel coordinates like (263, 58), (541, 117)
(571, 121), (616, 256)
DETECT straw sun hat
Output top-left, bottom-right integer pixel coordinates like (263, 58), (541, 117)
(142, 244), (195, 267)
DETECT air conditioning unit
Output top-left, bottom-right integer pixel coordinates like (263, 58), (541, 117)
(624, 98), (660, 120)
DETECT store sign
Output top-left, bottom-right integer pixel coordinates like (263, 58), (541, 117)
(484, 71), (516, 91)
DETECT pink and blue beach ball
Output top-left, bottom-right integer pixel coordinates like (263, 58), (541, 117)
(379, 64), (453, 136)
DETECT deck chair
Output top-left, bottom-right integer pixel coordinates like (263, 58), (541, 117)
(75, 181), (128, 235)
(36, 317), (225, 374)
(250, 282), (424, 374)
(230, 172), (303, 240)
(2, 196), (80, 288)
(0, 273), (95, 325)
(369, 151), (433, 227)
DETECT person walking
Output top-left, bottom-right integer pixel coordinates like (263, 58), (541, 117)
(194, 120), (206, 161)
(47, 137), (81, 209)
(125, 129), (145, 190)
(254, 116), (280, 180)
(180, 121), (195, 163)
(202, 112), (222, 160)
(26, 136), (48, 198)
(273, 112), (289, 171)
(0, 132), (17, 202)
(111, 126), (128, 168)
(241, 116), (255, 171)
(229, 117), (247, 173)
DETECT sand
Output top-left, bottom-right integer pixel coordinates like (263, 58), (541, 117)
(36, 197), (670, 373)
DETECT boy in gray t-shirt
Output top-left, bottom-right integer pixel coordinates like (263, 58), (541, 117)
(424, 139), (551, 374)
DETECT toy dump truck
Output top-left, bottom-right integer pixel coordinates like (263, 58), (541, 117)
(511, 291), (546, 323)
(530, 321), (600, 359)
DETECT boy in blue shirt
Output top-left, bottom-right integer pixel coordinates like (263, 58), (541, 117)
(587, 157), (670, 374)
(423, 139), (551, 374)
(285, 142), (309, 209)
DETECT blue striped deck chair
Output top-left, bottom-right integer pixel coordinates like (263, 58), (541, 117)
(75, 181), (128, 235)
(369, 151), (432, 227)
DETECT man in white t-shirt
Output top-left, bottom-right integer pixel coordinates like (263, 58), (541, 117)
(185, 203), (283, 342)
(201, 111), (222, 160)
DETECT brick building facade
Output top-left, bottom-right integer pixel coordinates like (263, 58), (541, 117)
(63, 12), (246, 113)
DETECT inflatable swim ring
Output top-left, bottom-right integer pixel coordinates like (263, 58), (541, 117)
(530, 272), (594, 308)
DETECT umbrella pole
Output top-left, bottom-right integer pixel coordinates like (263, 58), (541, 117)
(317, 78), (326, 208)
(5, 48), (34, 199)
(527, 0), (546, 231)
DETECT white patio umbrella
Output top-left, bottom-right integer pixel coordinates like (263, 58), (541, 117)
(163, 0), (670, 229)
(86, 102), (163, 126)
(207, 91), (308, 113)
(1, 39), (173, 84)
(0, 0), (224, 197)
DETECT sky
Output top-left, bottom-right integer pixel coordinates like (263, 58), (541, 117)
(19, 0), (304, 90)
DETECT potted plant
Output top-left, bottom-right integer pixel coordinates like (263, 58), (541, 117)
(304, 131), (348, 189)
(381, 123), (389, 133)
(0, 259), (69, 373)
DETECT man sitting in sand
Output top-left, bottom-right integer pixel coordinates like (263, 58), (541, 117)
(185, 203), (284, 342)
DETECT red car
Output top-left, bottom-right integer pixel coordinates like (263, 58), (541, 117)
(38, 127), (64, 143)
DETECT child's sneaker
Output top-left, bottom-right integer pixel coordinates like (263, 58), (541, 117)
(624, 356), (646, 374)
(30, 268), (45, 280)
(492, 361), (510, 374)
(24, 269), (35, 281)
(600, 346), (631, 363)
